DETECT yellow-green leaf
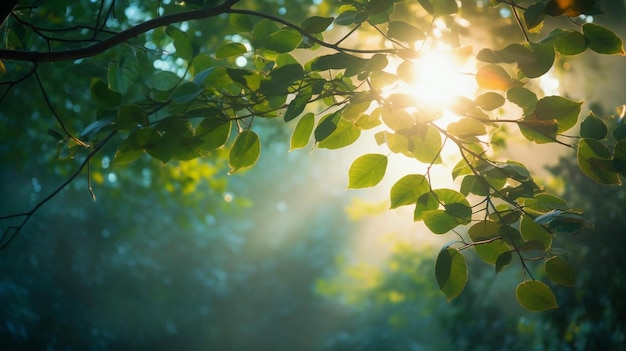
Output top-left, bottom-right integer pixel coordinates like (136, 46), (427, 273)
(436, 247), (467, 301)
(583, 23), (626, 55)
(229, 130), (260, 173)
(290, 113), (315, 150)
(348, 154), (388, 189)
(516, 281), (558, 312)
(389, 174), (430, 209)
(545, 256), (576, 287)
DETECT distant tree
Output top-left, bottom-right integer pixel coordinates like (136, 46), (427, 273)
(1, 0), (625, 310)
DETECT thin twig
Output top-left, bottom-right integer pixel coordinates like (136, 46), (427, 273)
(0, 131), (116, 250)
(34, 69), (90, 148)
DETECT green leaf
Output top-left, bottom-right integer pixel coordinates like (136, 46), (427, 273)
(409, 124), (443, 164)
(613, 139), (626, 174)
(335, 10), (359, 26)
(417, 0), (435, 14)
(150, 71), (181, 91)
(543, 29), (588, 56)
(579, 112), (607, 140)
(612, 124), (626, 141)
(284, 89), (313, 122)
(301, 16), (334, 34)
(315, 112), (340, 142)
(347, 154), (388, 189)
(166, 25), (194, 60)
(90, 79), (121, 110)
(520, 215), (552, 251)
(389, 174), (430, 209)
(229, 14), (253, 32)
(518, 42), (555, 78)
(468, 221), (511, 265)
(534, 210), (594, 233)
(195, 116), (231, 150)
(495, 252), (513, 273)
(108, 49), (139, 94)
(413, 192), (439, 221)
(516, 281), (558, 312)
(215, 42), (247, 59)
(460, 175), (489, 196)
(387, 21), (426, 43)
(382, 109), (415, 131)
(475, 92), (505, 111)
(493, 161), (531, 182)
(310, 52), (365, 72)
(583, 23), (626, 55)
(317, 116), (360, 149)
(517, 119), (559, 144)
(290, 112), (315, 150)
(229, 130), (261, 173)
(535, 95), (582, 133)
(433, 0), (458, 16)
(171, 82), (201, 104)
(577, 138), (621, 185)
(144, 118), (202, 162)
(422, 189), (472, 234)
(267, 28), (302, 53)
(114, 128), (150, 164)
(507, 87), (537, 115)
(545, 256), (576, 287)
(114, 105), (149, 130)
(447, 118), (487, 139)
(524, 2), (545, 31)
(435, 247), (467, 301)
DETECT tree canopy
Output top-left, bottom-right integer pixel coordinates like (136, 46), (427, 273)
(2, 0), (626, 315)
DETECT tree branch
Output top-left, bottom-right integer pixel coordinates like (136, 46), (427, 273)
(0, 0), (240, 63)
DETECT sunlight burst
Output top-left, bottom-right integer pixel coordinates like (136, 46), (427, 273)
(409, 51), (476, 109)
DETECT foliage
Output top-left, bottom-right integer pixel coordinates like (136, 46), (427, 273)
(1, 0), (625, 310)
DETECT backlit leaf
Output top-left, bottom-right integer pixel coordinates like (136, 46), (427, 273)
(290, 112), (315, 150)
(447, 118), (487, 139)
(476, 64), (515, 91)
(433, 0), (458, 16)
(468, 221), (511, 265)
(195, 116), (231, 150)
(387, 21), (426, 43)
(389, 174), (430, 209)
(583, 23), (626, 55)
(507, 87), (537, 115)
(579, 112), (607, 140)
(516, 280), (558, 312)
(535, 95), (581, 133)
(475, 92), (505, 111)
(108, 49), (139, 94)
(301, 16), (334, 34)
(229, 130), (260, 173)
(90, 80), (121, 110)
(166, 25), (194, 60)
(171, 82), (201, 104)
(215, 42), (247, 59)
(545, 256), (576, 287)
(577, 138), (620, 184)
(435, 247), (467, 301)
(348, 154), (388, 189)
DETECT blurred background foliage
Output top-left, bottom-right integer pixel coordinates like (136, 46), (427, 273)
(2, 0), (626, 350)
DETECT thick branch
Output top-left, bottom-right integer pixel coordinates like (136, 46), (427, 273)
(0, 0), (240, 63)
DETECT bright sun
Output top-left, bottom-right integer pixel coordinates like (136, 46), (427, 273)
(409, 50), (477, 110)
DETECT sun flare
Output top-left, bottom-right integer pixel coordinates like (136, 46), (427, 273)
(409, 51), (477, 109)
